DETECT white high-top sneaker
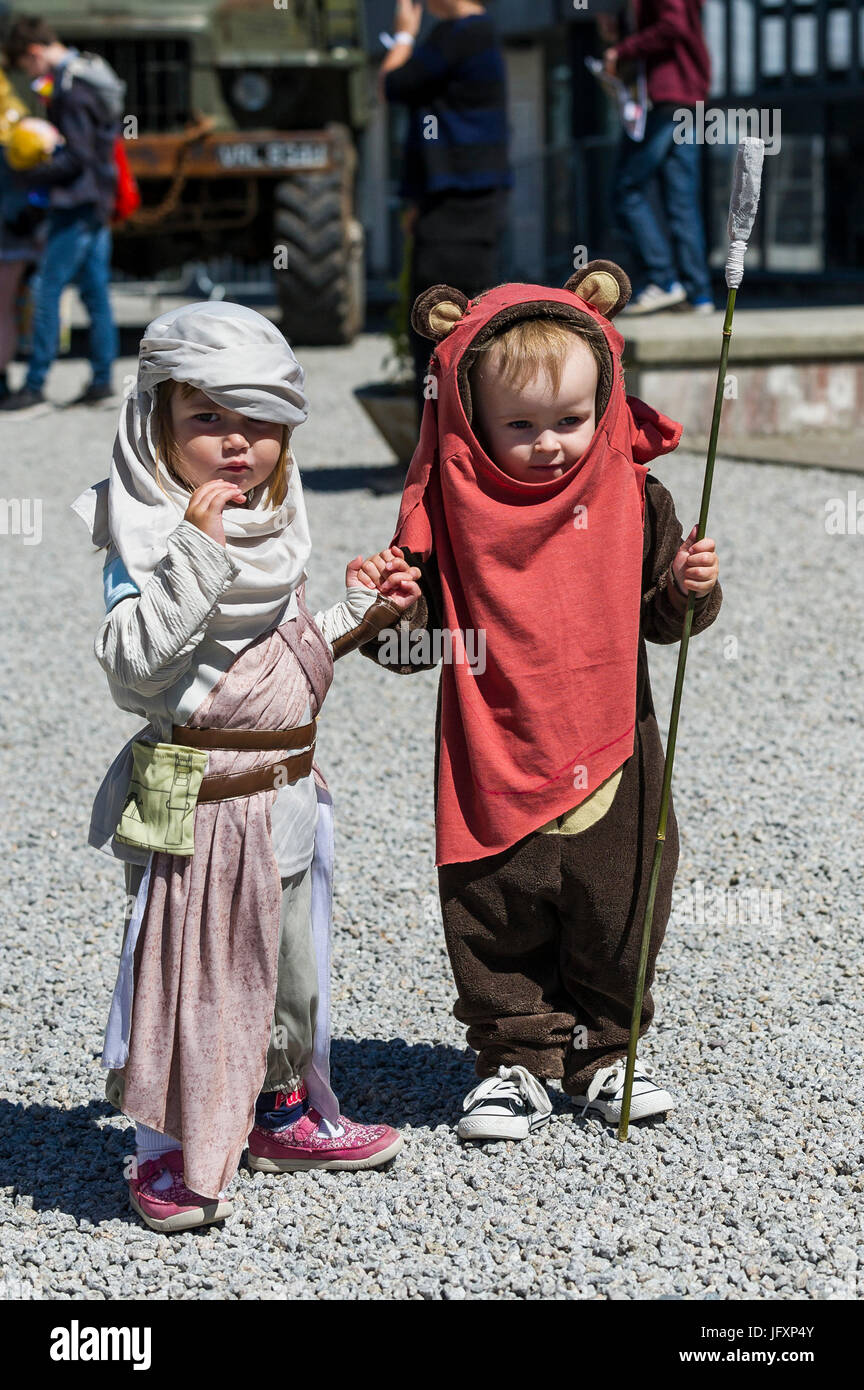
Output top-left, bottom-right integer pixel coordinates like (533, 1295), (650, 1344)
(457, 1064), (553, 1142)
(620, 282), (687, 315)
(573, 1060), (675, 1124)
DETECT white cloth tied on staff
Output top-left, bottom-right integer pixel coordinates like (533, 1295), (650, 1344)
(725, 137), (765, 289)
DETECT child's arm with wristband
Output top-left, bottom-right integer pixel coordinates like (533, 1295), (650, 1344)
(313, 549), (422, 659)
(358, 545), (443, 674)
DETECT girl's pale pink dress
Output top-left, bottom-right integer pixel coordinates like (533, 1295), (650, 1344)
(112, 589), (336, 1197)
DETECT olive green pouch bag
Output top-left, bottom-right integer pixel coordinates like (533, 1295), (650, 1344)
(115, 741), (208, 857)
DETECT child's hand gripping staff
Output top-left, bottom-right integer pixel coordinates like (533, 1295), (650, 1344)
(618, 138), (765, 1141)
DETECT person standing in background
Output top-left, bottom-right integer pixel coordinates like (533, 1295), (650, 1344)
(379, 0), (512, 421)
(1, 15), (121, 412)
(602, 1), (714, 315)
(0, 62), (43, 401)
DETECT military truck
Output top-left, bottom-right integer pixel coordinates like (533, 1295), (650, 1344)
(13, 1), (370, 344)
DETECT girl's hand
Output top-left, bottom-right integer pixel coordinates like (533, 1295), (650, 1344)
(184, 480), (246, 547)
(672, 526), (719, 597)
(347, 545), (422, 612)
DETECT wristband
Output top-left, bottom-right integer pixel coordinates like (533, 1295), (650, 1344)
(380, 30), (416, 50)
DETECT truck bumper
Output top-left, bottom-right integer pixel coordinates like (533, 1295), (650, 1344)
(126, 129), (338, 179)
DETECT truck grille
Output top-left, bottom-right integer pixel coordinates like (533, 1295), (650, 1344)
(69, 38), (192, 132)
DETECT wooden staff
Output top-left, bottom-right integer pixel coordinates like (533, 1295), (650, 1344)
(618, 137), (767, 1141)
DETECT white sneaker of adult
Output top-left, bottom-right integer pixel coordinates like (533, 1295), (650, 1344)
(620, 282), (687, 315)
(573, 1060), (675, 1124)
(457, 1064), (553, 1142)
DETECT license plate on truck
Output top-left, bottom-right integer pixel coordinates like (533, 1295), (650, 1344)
(217, 140), (330, 171)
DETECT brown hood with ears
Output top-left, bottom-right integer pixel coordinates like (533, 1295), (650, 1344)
(411, 260), (631, 426)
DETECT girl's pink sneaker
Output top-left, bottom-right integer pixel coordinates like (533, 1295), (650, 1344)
(128, 1149), (233, 1232)
(247, 1108), (403, 1172)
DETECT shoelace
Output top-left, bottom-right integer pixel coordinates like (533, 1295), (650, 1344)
(463, 1064), (551, 1116)
(579, 1061), (655, 1117)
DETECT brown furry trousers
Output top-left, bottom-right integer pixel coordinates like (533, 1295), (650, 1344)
(437, 725), (679, 1096)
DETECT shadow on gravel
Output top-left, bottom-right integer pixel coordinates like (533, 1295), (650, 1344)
(0, 1055), (644, 1223)
(326, 1039), (655, 1132)
(0, 1098), (136, 1224)
(301, 464), (407, 495)
(329, 1037), (475, 1128)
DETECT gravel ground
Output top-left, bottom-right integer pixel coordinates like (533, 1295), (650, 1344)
(1, 331), (862, 1302)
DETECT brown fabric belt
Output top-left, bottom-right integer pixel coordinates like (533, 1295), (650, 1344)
(172, 720), (316, 751)
(196, 747), (316, 804)
(170, 721), (317, 803)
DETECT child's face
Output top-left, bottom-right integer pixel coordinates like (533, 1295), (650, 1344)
(472, 337), (599, 484)
(169, 388), (283, 494)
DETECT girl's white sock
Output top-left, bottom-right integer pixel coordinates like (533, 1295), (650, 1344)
(136, 1122), (182, 1163)
(134, 1126), (227, 1197)
(315, 1115), (345, 1139)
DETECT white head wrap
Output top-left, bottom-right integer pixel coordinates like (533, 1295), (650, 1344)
(72, 301), (313, 653)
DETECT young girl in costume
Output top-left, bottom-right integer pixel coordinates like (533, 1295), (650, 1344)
(73, 301), (421, 1230)
(360, 263), (721, 1140)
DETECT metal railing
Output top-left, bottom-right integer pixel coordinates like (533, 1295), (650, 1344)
(68, 36), (193, 132)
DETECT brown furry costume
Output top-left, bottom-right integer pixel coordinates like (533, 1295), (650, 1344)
(361, 263), (722, 1093)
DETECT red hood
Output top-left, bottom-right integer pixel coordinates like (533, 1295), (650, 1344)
(393, 280), (682, 866)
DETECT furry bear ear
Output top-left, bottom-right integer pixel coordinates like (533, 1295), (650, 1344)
(564, 260), (632, 318)
(411, 284), (471, 342)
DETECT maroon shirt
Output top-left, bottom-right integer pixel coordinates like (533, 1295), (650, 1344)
(615, 0), (711, 106)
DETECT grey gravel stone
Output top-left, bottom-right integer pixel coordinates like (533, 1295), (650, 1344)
(0, 340), (862, 1300)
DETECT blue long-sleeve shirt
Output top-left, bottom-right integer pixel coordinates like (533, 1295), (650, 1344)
(385, 14), (512, 200)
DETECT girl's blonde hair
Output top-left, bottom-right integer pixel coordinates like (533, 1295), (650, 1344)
(468, 317), (608, 405)
(151, 379), (292, 509)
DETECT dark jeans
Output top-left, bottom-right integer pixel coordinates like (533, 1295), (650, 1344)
(613, 105), (712, 303)
(409, 188), (509, 421)
(27, 204), (117, 391)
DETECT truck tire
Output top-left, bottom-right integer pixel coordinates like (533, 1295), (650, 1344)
(273, 125), (365, 346)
